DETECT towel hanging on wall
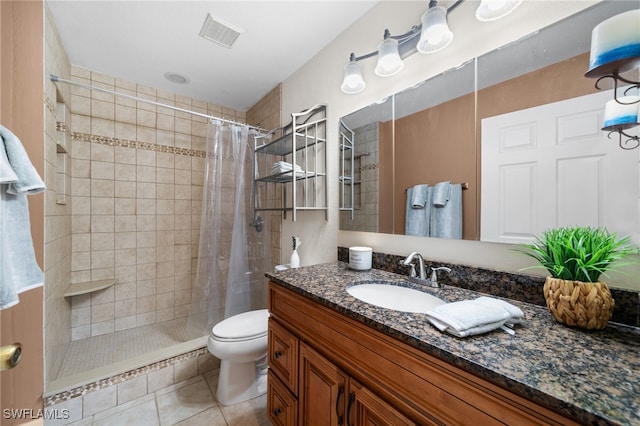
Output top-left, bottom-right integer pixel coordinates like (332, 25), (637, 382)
(0, 125), (45, 310)
(405, 185), (432, 236)
(430, 182), (462, 239)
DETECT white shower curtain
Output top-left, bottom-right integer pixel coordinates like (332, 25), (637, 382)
(187, 121), (271, 335)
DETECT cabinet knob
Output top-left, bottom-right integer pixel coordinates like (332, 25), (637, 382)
(274, 350), (282, 359)
(273, 407), (282, 416)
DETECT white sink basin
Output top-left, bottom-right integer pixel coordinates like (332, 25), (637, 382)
(347, 281), (446, 313)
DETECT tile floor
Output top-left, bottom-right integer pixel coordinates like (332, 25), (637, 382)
(49, 370), (271, 426)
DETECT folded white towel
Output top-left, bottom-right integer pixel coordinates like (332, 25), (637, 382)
(411, 184), (430, 209)
(474, 296), (524, 326)
(426, 300), (510, 337)
(271, 161), (302, 173)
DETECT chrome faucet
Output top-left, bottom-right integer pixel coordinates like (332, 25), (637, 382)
(402, 251), (427, 280)
(402, 253), (452, 288)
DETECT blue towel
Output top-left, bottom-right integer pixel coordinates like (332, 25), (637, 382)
(1, 126), (45, 310)
(405, 186), (431, 236)
(411, 184), (430, 209)
(432, 181), (451, 207)
(430, 183), (462, 239)
(0, 126), (45, 195)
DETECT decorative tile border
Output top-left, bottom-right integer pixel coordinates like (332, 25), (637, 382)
(361, 163), (378, 171)
(71, 131), (207, 158)
(43, 347), (207, 406)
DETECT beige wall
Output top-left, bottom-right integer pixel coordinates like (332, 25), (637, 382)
(279, 1), (639, 290)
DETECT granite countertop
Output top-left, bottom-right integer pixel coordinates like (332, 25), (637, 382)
(266, 262), (640, 426)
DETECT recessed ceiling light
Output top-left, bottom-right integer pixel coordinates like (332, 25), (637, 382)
(199, 13), (244, 49)
(164, 72), (190, 85)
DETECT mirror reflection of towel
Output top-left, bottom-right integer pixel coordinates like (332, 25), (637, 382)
(432, 181), (451, 207)
(411, 184), (430, 209)
(405, 185), (431, 236)
(430, 182), (462, 239)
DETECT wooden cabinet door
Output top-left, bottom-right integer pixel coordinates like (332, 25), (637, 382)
(268, 370), (298, 426)
(299, 342), (348, 426)
(347, 379), (422, 426)
(268, 318), (299, 394)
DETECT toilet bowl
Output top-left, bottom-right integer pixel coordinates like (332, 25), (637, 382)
(207, 309), (269, 405)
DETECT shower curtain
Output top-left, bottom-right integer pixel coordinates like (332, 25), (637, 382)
(187, 121), (271, 335)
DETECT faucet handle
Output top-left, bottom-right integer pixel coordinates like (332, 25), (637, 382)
(430, 266), (451, 284)
(400, 259), (417, 277)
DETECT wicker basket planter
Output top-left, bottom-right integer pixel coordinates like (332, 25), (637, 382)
(543, 276), (615, 330)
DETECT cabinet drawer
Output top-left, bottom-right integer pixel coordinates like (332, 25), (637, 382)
(268, 317), (299, 394)
(268, 370), (298, 426)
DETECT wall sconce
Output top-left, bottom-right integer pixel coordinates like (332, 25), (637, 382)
(340, 0), (522, 95)
(585, 9), (640, 150)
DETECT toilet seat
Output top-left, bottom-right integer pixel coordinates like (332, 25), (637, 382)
(212, 309), (269, 342)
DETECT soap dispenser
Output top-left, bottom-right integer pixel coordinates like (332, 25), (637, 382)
(290, 236), (300, 268)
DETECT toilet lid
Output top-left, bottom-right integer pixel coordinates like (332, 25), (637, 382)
(212, 309), (269, 340)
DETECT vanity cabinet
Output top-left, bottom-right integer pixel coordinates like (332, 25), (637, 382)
(269, 318), (411, 426)
(267, 280), (580, 426)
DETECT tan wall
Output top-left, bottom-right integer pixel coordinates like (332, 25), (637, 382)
(393, 93), (476, 239)
(0, 0), (45, 422)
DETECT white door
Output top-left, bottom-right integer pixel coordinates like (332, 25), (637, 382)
(481, 90), (640, 245)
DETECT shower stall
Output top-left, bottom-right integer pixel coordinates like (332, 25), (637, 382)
(43, 64), (278, 399)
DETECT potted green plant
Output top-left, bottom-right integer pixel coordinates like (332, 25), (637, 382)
(518, 226), (635, 330)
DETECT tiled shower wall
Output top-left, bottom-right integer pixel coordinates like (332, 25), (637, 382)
(44, 4), (73, 385)
(43, 4), (283, 385)
(67, 66), (248, 340)
(339, 122), (379, 232)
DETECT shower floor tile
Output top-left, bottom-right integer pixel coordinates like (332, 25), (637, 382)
(56, 318), (195, 380)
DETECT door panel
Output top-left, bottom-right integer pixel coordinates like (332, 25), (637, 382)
(0, 1), (45, 424)
(482, 89), (640, 244)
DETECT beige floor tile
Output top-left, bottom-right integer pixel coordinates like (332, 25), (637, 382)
(93, 395), (158, 426)
(155, 376), (215, 425)
(174, 407), (227, 426)
(220, 394), (268, 426)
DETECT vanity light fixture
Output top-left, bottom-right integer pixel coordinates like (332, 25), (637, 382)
(585, 9), (640, 150)
(341, 53), (367, 94)
(375, 30), (405, 77)
(475, 0), (523, 22)
(417, 1), (453, 54)
(340, 0), (522, 94)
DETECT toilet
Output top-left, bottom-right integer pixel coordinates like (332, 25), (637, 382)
(207, 309), (269, 405)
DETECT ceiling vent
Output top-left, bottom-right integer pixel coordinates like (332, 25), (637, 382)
(199, 13), (244, 49)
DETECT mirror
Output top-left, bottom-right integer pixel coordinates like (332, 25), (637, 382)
(339, 1), (640, 245)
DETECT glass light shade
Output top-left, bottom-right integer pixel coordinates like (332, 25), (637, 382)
(341, 60), (366, 94)
(416, 5), (453, 54)
(374, 37), (404, 77)
(602, 95), (640, 130)
(475, 0), (522, 22)
(586, 10), (640, 78)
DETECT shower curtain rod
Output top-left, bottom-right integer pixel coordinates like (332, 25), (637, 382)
(49, 74), (268, 132)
